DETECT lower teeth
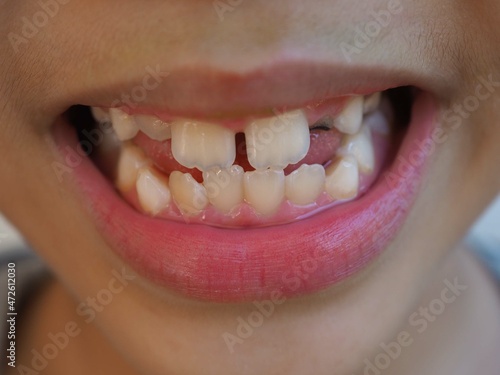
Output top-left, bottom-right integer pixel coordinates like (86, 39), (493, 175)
(80, 90), (399, 225)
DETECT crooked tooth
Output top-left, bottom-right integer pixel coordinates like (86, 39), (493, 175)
(333, 96), (364, 135)
(116, 143), (150, 192)
(135, 115), (172, 141)
(109, 108), (139, 141)
(91, 107), (111, 124)
(244, 169), (285, 216)
(203, 166), (244, 213)
(245, 110), (310, 170)
(169, 171), (208, 216)
(285, 164), (325, 206)
(325, 156), (359, 200)
(363, 92), (381, 114)
(338, 126), (375, 173)
(364, 110), (390, 135)
(171, 120), (235, 171)
(136, 167), (171, 215)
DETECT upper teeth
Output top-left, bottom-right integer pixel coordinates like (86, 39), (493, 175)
(109, 108), (139, 141)
(91, 92), (385, 218)
(363, 92), (381, 114)
(332, 96), (364, 135)
(171, 120), (236, 172)
(244, 110), (310, 170)
(91, 107), (111, 124)
(135, 115), (171, 141)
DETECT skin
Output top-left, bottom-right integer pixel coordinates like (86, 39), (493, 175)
(1, 1), (500, 374)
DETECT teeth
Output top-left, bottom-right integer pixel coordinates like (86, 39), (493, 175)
(333, 96), (364, 135)
(338, 126), (375, 173)
(171, 120), (236, 171)
(136, 167), (171, 215)
(169, 171), (209, 216)
(109, 108), (139, 141)
(245, 110), (310, 170)
(135, 115), (172, 141)
(363, 92), (381, 114)
(116, 143), (150, 192)
(203, 166), (244, 213)
(364, 110), (390, 135)
(107, 94), (386, 218)
(91, 107), (111, 123)
(285, 164), (326, 206)
(325, 156), (359, 200)
(244, 169), (285, 216)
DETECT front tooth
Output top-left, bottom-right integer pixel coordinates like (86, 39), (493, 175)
(109, 108), (139, 141)
(135, 115), (172, 141)
(338, 126), (375, 173)
(333, 96), (364, 135)
(244, 169), (285, 215)
(363, 92), (381, 114)
(169, 171), (208, 216)
(136, 167), (171, 215)
(245, 110), (310, 170)
(325, 156), (359, 200)
(116, 143), (150, 192)
(203, 166), (244, 213)
(171, 120), (235, 171)
(91, 107), (111, 123)
(285, 164), (325, 206)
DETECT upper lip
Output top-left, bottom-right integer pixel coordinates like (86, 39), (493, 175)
(70, 59), (423, 120)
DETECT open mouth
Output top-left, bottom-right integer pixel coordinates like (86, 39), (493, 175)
(51, 82), (435, 302)
(71, 88), (410, 226)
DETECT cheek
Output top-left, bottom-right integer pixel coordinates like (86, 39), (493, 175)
(461, 98), (500, 189)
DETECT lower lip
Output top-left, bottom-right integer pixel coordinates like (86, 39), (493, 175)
(53, 92), (436, 302)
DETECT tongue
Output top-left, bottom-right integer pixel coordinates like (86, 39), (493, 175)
(133, 128), (343, 182)
(284, 129), (342, 174)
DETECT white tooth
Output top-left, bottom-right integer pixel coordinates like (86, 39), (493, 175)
(136, 167), (171, 215)
(171, 120), (235, 171)
(333, 96), (364, 135)
(116, 143), (150, 192)
(245, 110), (310, 170)
(109, 108), (139, 141)
(244, 169), (285, 216)
(135, 115), (172, 141)
(338, 126), (375, 173)
(91, 107), (111, 123)
(325, 156), (359, 200)
(285, 164), (325, 206)
(203, 166), (244, 213)
(169, 171), (208, 216)
(364, 110), (390, 135)
(363, 92), (381, 114)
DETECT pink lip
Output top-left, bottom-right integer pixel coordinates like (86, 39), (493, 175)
(51, 90), (436, 302)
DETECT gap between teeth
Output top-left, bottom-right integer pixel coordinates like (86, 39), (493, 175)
(95, 93), (385, 217)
